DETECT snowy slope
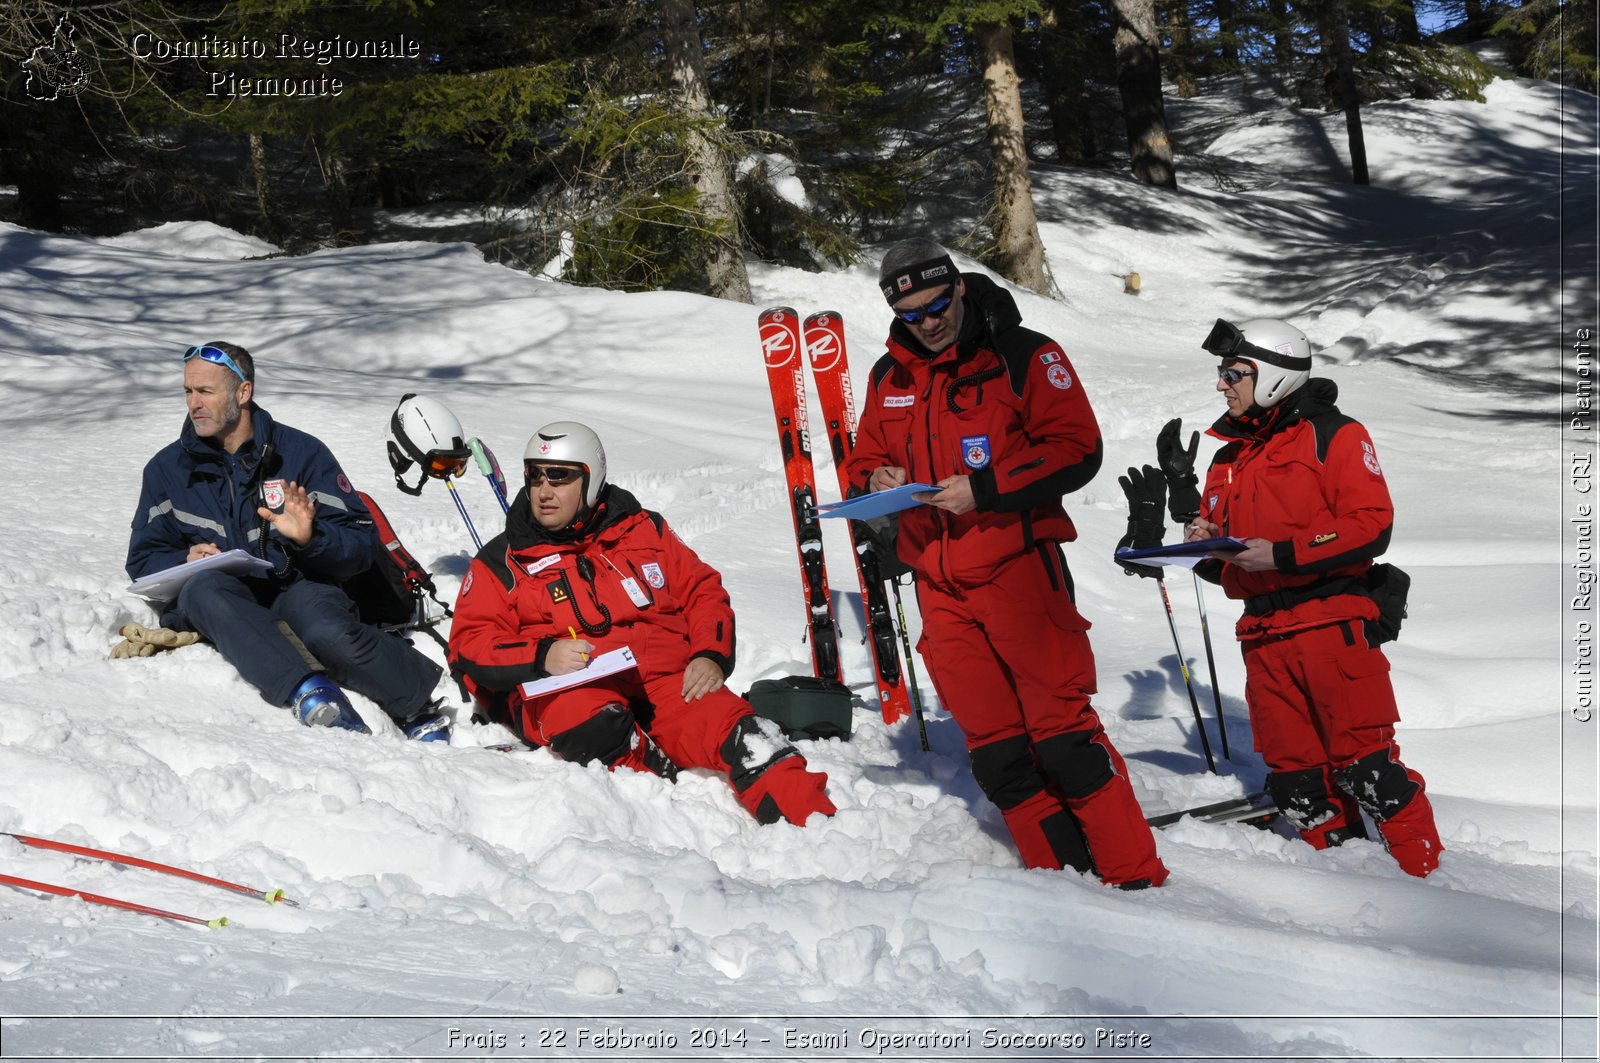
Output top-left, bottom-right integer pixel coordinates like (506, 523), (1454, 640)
(0, 72), (1594, 1062)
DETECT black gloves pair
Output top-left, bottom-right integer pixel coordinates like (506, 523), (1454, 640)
(1115, 418), (1203, 579)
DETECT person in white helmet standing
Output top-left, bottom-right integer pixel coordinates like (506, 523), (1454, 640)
(448, 421), (837, 827)
(1177, 317), (1443, 876)
(126, 342), (451, 741)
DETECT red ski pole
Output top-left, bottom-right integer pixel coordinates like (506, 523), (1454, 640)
(0, 872), (228, 929)
(4, 833), (296, 907)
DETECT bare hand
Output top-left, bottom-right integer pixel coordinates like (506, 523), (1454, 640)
(916, 475), (975, 515)
(186, 543), (221, 562)
(1225, 537), (1278, 571)
(546, 637), (594, 676)
(681, 657), (725, 701)
(258, 481), (314, 547)
(1185, 517), (1219, 542)
(870, 466), (908, 492)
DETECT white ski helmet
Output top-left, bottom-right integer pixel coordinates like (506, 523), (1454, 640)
(387, 393), (470, 496)
(1202, 317), (1313, 409)
(524, 421), (607, 508)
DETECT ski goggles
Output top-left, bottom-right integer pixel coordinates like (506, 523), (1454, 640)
(425, 450), (470, 477)
(892, 287), (957, 325)
(1216, 364), (1257, 385)
(184, 344), (248, 383)
(524, 463), (583, 486)
(1201, 318), (1310, 370)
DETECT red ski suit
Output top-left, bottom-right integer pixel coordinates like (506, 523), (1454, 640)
(847, 274), (1166, 887)
(1198, 378), (1441, 875)
(448, 485), (833, 825)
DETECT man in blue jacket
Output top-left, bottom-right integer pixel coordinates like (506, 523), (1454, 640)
(126, 342), (449, 741)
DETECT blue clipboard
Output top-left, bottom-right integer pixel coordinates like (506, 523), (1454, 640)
(816, 483), (940, 521)
(1114, 537), (1247, 569)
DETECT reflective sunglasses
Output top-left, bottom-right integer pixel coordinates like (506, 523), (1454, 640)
(525, 463), (582, 486)
(184, 344), (248, 383)
(1217, 364), (1256, 385)
(893, 287), (957, 325)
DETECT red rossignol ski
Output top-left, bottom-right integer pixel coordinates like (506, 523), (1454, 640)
(758, 306), (841, 682)
(802, 311), (912, 725)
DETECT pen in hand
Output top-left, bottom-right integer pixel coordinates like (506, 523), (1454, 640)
(568, 626), (590, 666)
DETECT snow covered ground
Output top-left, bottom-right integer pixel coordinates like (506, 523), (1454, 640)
(0, 70), (1594, 1062)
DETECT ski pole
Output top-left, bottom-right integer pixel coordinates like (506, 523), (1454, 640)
(890, 575), (931, 752)
(1191, 573), (1230, 760)
(4, 833), (296, 907)
(0, 872), (228, 929)
(445, 476), (483, 550)
(1156, 576), (1217, 774)
(468, 437), (510, 514)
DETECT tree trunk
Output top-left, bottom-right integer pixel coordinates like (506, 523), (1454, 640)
(1040, 3), (1098, 162)
(660, 0), (753, 303)
(1214, 0), (1241, 67)
(1163, 1), (1199, 98)
(1112, 0), (1179, 188)
(1268, 0), (1295, 93)
(311, 133), (357, 246)
(1396, 0), (1422, 45)
(976, 21), (1050, 295)
(1322, 0), (1369, 184)
(248, 133), (278, 243)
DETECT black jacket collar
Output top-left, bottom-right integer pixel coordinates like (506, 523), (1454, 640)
(888, 272), (1022, 366)
(1211, 377), (1340, 443)
(506, 483), (644, 549)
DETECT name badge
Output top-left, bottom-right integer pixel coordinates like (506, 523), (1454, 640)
(620, 577), (651, 608)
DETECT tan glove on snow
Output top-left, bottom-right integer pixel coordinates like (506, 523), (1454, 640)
(109, 623), (201, 659)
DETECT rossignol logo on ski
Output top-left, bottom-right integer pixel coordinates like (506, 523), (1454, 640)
(760, 317), (796, 369)
(804, 322), (842, 372)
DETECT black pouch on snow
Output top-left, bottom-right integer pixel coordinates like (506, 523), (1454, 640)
(743, 676), (854, 741)
(1363, 563), (1410, 645)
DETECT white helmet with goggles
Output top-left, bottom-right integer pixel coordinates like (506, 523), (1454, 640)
(524, 421), (607, 508)
(387, 393), (470, 496)
(1202, 317), (1313, 408)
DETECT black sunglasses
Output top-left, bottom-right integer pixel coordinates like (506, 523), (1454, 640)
(1217, 364), (1256, 385)
(894, 287), (957, 325)
(525, 463), (582, 486)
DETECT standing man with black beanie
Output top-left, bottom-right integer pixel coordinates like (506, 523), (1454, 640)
(847, 239), (1167, 889)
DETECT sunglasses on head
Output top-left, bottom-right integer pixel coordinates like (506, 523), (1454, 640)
(893, 287), (957, 325)
(525, 463), (582, 486)
(1217, 364), (1256, 385)
(184, 344), (247, 384)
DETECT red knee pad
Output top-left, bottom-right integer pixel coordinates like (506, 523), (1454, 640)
(736, 757), (836, 826)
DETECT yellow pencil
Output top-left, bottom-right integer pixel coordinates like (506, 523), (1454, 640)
(568, 625), (589, 664)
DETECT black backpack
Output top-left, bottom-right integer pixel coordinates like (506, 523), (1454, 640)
(343, 489), (452, 650)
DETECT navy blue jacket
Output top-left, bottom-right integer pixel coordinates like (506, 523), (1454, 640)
(126, 405), (378, 595)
